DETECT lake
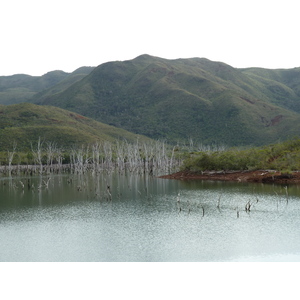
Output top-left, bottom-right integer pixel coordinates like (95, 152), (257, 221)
(1, 172), (300, 261)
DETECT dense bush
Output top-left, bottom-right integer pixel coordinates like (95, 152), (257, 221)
(182, 138), (300, 172)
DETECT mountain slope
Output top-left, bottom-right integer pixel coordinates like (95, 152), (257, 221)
(240, 67), (300, 112)
(0, 67), (94, 105)
(32, 55), (300, 146)
(0, 103), (150, 151)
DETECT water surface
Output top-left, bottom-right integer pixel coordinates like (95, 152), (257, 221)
(1, 173), (300, 261)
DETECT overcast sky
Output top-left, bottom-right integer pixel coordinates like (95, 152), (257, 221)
(1, 0), (299, 76)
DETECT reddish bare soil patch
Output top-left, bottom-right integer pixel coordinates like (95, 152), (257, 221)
(160, 170), (300, 184)
(70, 113), (86, 120)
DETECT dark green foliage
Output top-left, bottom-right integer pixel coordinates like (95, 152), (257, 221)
(183, 138), (300, 172)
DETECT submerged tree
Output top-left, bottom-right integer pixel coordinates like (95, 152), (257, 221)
(7, 141), (17, 175)
(1, 138), (185, 176)
(31, 137), (44, 174)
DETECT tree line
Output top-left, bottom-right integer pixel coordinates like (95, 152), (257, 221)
(0, 138), (190, 176)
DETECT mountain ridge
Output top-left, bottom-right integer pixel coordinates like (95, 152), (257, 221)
(30, 55), (300, 146)
(0, 67), (95, 105)
(2, 55), (300, 146)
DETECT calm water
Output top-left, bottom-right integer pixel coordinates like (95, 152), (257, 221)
(1, 172), (300, 261)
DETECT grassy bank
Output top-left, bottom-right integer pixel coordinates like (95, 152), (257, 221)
(182, 138), (300, 173)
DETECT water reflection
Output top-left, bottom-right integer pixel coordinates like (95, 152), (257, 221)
(0, 173), (300, 261)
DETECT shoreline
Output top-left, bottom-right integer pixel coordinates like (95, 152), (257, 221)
(159, 170), (300, 184)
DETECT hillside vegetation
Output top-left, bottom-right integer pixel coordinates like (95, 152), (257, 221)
(183, 138), (300, 172)
(0, 67), (94, 105)
(0, 103), (151, 151)
(31, 55), (300, 146)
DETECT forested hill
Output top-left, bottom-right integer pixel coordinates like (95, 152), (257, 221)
(0, 103), (151, 151)
(32, 55), (300, 146)
(0, 67), (94, 105)
(3, 55), (300, 146)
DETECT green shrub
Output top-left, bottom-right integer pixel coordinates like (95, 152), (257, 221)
(182, 138), (300, 171)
